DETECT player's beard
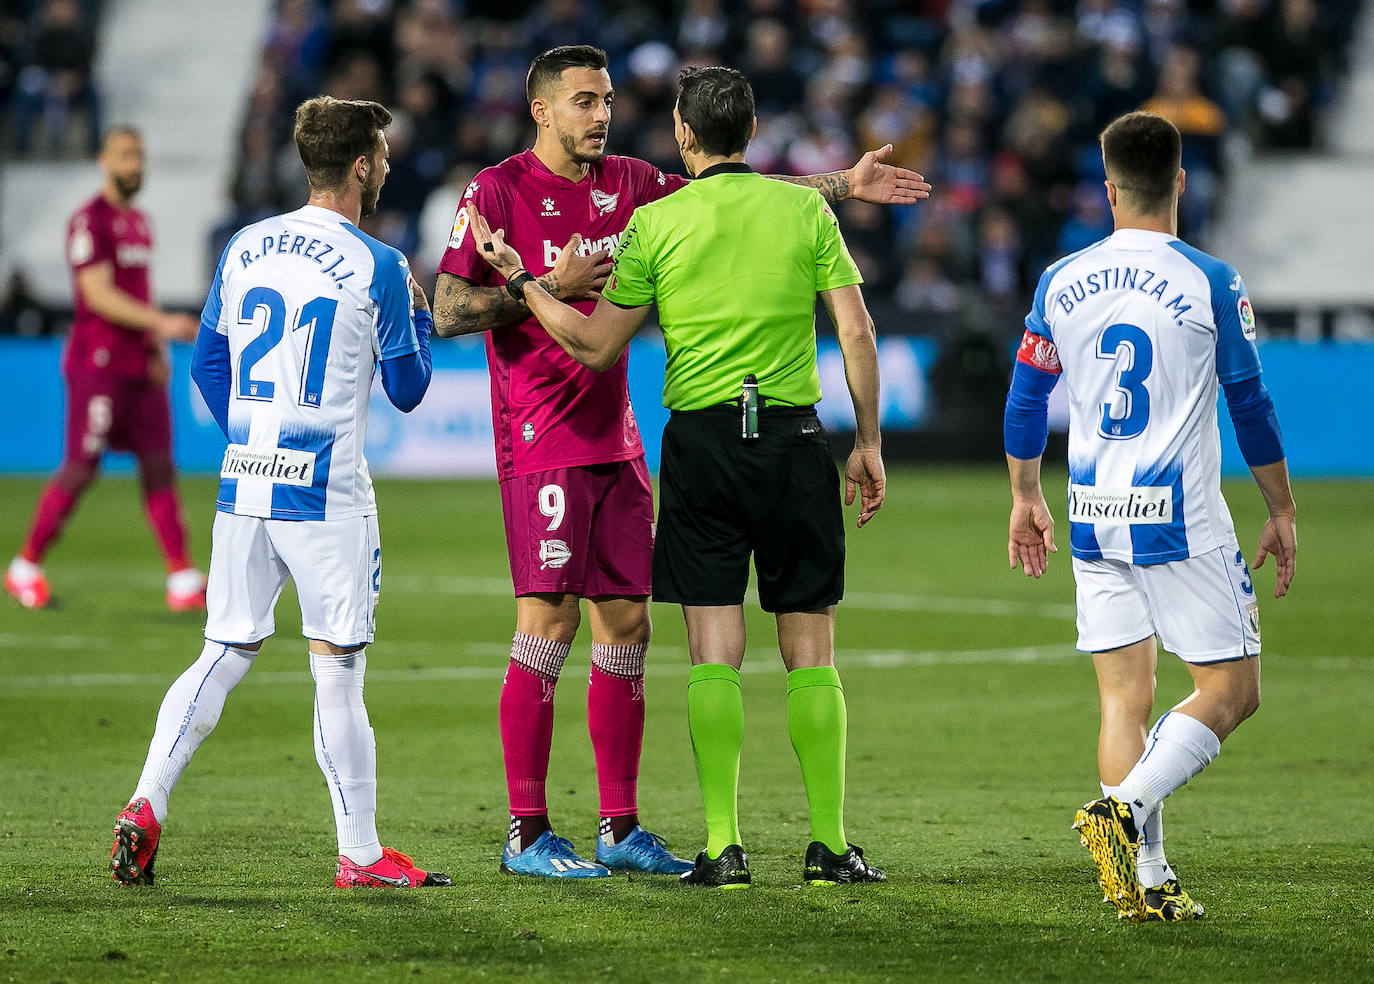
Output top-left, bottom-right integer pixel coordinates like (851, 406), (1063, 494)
(360, 172), (383, 218)
(558, 126), (607, 167)
(112, 172), (142, 201)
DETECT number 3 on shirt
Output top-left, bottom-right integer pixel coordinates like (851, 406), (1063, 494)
(238, 287), (338, 407)
(1096, 323), (1153, 440)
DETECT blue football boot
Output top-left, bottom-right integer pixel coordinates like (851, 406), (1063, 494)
(595, 826), (694, 875)
(500, 831), (609, 879)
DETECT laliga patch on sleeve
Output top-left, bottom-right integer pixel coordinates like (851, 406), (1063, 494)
(1237, 296), (1256, 340)
(68, 227), (94, 265)
(448, 208), (470, 249)
(1016, 329), (1062, 373)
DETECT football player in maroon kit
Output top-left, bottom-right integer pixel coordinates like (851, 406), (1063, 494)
(5, 127), (204, 612)
(433, 46), (928, 879)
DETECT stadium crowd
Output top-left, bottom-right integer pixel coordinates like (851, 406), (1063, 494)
(0, 0), (1365, 340)
(212, 0), (1363, 339)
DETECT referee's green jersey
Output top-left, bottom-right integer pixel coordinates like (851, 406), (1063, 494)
(601, 164), (863, 411)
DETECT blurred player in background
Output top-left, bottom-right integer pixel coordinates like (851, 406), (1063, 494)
(433, 44), (928, 880)
(4, 127), (204, 612)
(109, 96), (447, 890)
(467, 64), (894, 889)
(1004, 111), (1297, 921)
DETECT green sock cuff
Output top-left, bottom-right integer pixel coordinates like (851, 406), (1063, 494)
(690, 663), (741, 686)
(787, 665), (841, 693)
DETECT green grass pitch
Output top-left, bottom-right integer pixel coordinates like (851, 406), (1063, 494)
(1, 467), (1370, 982)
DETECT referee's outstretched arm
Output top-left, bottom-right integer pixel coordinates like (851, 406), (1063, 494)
(823, 283), (885, 528)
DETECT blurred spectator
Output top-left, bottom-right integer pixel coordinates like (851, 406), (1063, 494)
(1142, 44), (1225, 235)
(0, 270), (57, 337)
(1257, 0), (1326, 149)
(836, 198), (898, 290)
(0, 0), (28, 112)
(741, 19), (804, 113)
(978, 207), (1027, 304)
(10, 0), (99, 156)
(1056, 180), (1114, 256)
(896, 256), (962, 318)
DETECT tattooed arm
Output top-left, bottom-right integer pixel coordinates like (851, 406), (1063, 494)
(771, 171), (852, 204)
(432, 272), (530, 338)
(432, 237), (613, 338)
(768, 144), (931, 206)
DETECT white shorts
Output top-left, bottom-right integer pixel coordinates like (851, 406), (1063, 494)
(205, 511), (381, 647)
(1072, 544), (1261, 663)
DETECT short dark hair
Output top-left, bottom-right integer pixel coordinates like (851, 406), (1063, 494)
(676, 66), (755, 158)
(527, 45), (609, 103)
(1100, 112), (1182, 215)
(292, 96), (392, 191)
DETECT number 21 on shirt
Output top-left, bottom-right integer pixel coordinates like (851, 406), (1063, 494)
(237, 286), (337, 407)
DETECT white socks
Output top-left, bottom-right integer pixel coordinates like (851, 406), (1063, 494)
(311, 650), (382, 866)
(1119, 711), (1221, 820)
(1104, 711), (1220, 887)
(1102, 782), (1175, 888)
(133, 641), (258, 822)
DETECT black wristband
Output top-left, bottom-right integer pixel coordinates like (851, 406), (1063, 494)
(506, 270), (536, 302)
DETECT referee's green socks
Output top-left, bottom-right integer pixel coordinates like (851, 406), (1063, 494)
(787, 665), (848, 856)
(687, 663), (744, 860)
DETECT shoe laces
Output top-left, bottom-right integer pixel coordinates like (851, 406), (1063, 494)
(381, 847), (416, 870)
(545, 835), (578, 857)
(625, 829), (672, 855)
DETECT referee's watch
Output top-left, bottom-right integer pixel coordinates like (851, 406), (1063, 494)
(505, 270), (536, 301)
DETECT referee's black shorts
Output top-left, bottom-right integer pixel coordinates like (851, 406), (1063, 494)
(652, 403), (845, 613)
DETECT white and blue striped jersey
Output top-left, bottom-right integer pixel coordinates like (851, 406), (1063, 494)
(1021, 228), (1263, 564)
(200, 205), (422, 521)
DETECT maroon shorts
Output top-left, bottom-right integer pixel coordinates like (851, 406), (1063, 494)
(500, 458), (654, 597)
(64, 371), (172, 462)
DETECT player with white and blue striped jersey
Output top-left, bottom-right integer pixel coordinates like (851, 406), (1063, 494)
(1003, 112), (1296, 923)
(199, 201), (424, 520)
(110, 97), (448, 892)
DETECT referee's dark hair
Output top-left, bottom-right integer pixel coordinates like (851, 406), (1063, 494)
(1100, 111), (1182, 215)
(676, 66), (755, 157)
(527, 45), (609, 103)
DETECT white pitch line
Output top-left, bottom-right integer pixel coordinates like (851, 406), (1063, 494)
(0, 643), (1074, 691)
(39, 569), (1075, 620)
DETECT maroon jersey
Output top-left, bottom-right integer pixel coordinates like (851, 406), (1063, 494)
(438, 150), (687, 481)
(63, 194), (157, 379)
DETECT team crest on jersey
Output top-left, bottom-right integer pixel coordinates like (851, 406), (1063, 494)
(591, 189), (619, 215)
(449, 207), (470, 248)
(539, 539), (572, 570)
(541, 198), (560, 217)
(1237, 297), (1256, 340)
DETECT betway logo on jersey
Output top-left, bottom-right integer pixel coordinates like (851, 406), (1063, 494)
(544, 234), (620, 268)
(116, 244), (152, 267)
(1068, 485), (1172, 524)
(221, 445), (316, 486)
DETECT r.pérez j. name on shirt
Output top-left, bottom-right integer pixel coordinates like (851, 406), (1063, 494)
(1053, 267), (1192, 325)
(236, 232), (355, 285)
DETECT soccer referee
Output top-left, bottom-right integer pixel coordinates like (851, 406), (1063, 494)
(468, 65), (910, 888)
